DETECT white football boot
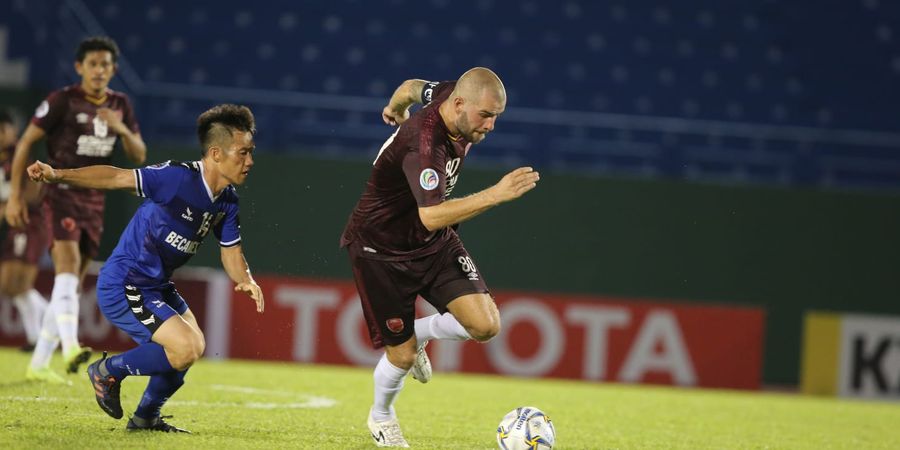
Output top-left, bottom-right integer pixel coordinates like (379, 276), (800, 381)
(409, 340), (432, 384)
(367, 409), (409, 447)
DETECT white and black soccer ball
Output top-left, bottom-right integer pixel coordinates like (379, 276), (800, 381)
(496, 406), (555, 450)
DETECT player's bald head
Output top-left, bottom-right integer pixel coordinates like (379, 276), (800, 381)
(453, 67), (506, 104)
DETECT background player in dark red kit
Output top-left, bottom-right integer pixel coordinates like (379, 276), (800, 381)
(5, 36), (147, 382)
(341, 67), (540, 447)
(0, 110), (50, 360)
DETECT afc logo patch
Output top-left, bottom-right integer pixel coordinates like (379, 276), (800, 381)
(386, 318), (404, 334)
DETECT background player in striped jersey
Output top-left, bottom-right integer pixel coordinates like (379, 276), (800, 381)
(341, 67), (540, 447)
(5, 36), (147, 382)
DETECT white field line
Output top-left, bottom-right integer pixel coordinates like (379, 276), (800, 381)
(2, 384), (337, 409)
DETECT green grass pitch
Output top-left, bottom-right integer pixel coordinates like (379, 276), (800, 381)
(1, 347), (898, 449)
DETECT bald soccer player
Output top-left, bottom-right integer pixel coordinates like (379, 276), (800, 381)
(341, 67), (540, 447)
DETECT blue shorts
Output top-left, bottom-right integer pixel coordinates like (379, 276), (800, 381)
(96, 281), (189, 344)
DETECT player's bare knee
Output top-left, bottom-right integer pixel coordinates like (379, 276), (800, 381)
(395, 354), (416, 370)
(52, 250), (80, 274)
(195, 335), (207, 358)
(386, 349), (417, 370)
(468, 320), (501, 342)
(167, 351), (193, 371)
(167, 339), (203, 370)
(187, 336), (205, 363)
(171, 352), (200, 371)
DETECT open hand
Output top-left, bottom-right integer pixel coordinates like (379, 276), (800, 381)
(235, 281), (265, 313)
(488, 167), (540, 204)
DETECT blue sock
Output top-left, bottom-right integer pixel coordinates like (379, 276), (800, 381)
(134, 370), (187, 420)
(105, 342), (174, 379)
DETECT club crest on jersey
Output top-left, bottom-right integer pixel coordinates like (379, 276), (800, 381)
(419, 168), (439, 191)
(182, 207), (194, 222)
(76, 112), (89, 124)
(386, 318), (404, 334)
(92, 116), (109, 138)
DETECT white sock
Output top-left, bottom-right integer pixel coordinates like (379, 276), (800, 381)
(27, 289), (49, 338)
(415, 313), (472, 343)
(13, 293), (39, 344)
(49, 273), (80, 355)
(30, 306), (60, 369)
(372, 354), (408, 422)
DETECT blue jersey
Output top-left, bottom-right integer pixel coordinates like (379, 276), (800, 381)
(99, 160), (241, 288)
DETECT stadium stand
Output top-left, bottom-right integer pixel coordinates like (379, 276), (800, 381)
(2, 0), (900, 189)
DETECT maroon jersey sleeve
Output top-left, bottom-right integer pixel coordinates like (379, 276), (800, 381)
(121, 95), (140, 133)
(31, 90), (67, 133)
(402, 150), (446, 207)
(401, 80), (457, 207)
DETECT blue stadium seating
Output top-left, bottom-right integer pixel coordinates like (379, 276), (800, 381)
(2, 0), (899, 190)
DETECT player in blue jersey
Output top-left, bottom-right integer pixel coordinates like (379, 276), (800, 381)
(25, 104), (264, 433)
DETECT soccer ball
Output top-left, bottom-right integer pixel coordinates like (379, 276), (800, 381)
(496, 406), (555, 450)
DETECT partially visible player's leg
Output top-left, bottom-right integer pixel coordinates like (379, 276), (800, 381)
(87, 284), (198, 422)
(47, 239), (91, 372)
(370, 340), (414, 447)
(422, 239), (497, 338)
(0, 259), (44, 348)
(376, 338), (417, 417)
(411, 243), (496, 384)
(131, 304), (201, 431)
(349, 246), (414, 447)
(101, 307), (202, 381)
(27, 303), (65, 384)
(15, 223), (60, 380)
(5, 232), (68, 382)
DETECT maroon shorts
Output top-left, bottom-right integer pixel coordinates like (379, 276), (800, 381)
(0, 205), (50, 265)
(348, 236), (489, 348)
(45, 187), (105, 260)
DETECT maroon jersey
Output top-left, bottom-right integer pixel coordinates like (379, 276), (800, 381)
(30, 84), (139, 217)
(341, 81), (472, 261)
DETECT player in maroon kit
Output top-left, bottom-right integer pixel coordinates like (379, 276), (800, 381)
(5, 36), (147, 383)
(341, 67), (540, 447)
(0, 110), (50, 358)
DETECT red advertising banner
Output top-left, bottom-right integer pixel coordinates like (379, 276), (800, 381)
(228, 275), (765, 390)
(1, 270), (764, 389)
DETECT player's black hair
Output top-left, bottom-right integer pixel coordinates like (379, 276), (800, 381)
(0, 109), (14, 125)
(197, 104), (256, 156)
(75, 36), (120, 63)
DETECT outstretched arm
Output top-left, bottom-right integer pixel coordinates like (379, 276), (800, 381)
(382, 79), (430, 126)
(27, 160), (137, 194)
(221, 244), (264, 313)
(418, 167), (540, 232)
